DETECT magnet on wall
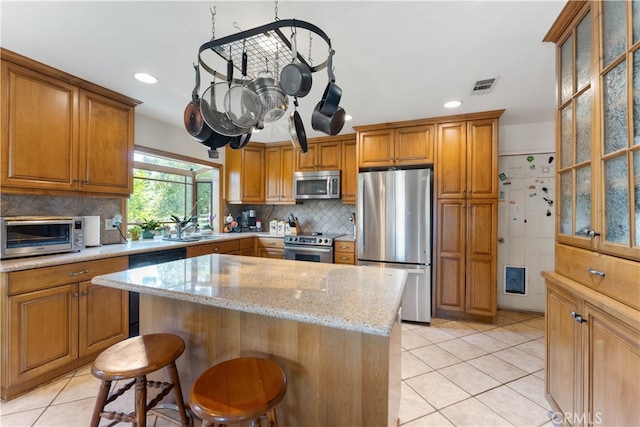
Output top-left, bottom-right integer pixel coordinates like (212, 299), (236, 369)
(527, 155), (535, 163)
(546, 209), (552, 217)
(548, 156), (554, 164)
(498, 172), (508, 182)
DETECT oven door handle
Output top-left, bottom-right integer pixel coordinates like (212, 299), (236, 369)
(285, 246), (333, 253)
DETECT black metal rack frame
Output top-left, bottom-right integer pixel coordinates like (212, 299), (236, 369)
(198, 19), (332, 83)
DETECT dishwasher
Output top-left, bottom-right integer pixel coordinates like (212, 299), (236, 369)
(128, 247), (186, 337)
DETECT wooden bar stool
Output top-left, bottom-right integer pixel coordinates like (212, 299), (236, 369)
(90, 333), (190, 427)
(190, 357), (287, 427)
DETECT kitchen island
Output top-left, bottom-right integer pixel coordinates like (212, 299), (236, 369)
(92, 254), (406, 427)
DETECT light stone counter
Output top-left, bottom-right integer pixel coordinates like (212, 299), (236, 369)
(0, 232), (279, 273)
(92, 254), (406, 336)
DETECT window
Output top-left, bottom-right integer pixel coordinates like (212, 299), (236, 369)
(128, 147), (221, 230)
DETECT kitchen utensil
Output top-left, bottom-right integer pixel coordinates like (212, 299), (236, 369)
(184, 64), (213, 142)
(229, 131), (252, 149)
(200, 82), (251, 136)
(279, 29), (312, 97)
(311, 102), (346, 135)
(247, 66), (289, 128)
(224, 53), (262, 128)
(314, 50), (342, 117)
(289, 97), (308, 153)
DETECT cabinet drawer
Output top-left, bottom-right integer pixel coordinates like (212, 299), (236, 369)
(7, 256), (129, 296)
(335, 240), (355, 253)
(555, 244), (640, 310)
(187, 240), (240, 257)
(334, 253), (355, 265)
(258, 237), (284, 249)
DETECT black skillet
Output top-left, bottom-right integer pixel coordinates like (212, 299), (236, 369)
(289, 97), (308, 153)
(184, 64), (213, 142)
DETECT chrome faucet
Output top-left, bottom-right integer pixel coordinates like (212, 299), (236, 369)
(176, 222), (197, 238)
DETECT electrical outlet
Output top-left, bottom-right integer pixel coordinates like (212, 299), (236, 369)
(105, 218), (118, 230)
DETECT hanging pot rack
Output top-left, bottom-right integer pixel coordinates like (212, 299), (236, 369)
(197, 19), (332, 84)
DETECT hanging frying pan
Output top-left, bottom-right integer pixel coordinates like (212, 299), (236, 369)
(314, 50), (342, 117)
(289, 97), (307, 153)
(279, 29), (312, 97)
(184, 64), (212, 142)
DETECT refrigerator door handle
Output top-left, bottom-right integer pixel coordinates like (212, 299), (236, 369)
(406, 268), (426, 274)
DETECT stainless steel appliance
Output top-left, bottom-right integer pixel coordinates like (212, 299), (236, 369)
(0, 216), (85, 259)
(293, 170), (340, 200)
(284, 233), (340, 263)
(357, 169), (432, 322)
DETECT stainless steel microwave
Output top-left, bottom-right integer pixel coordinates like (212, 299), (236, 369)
(293, 170), (341, 200)
(0, 216), (85, 259)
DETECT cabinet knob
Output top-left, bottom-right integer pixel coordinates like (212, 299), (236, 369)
(214, 247), (220, 251)
(82, 290), (89, 296)
(570, 311), (587, 324)
(73, 292), (79, 298)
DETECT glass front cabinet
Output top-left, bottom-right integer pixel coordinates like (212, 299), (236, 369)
(544, 3), (640, 426)
(554, 1), (639, 261)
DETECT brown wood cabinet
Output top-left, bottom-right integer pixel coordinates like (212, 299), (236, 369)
(334, 240), (356, 265)
(544, 274), (640, 427)
(340, 137), (357, 204)
(225, 144), (265, 204)
(257, 237), (284, 259)
(544, 2), (640, 424)
(187, 237), (255, 257)
(296, 139), (341, 171)
(357, 125), (434, 169)
(436, 119), (498, 199)
(0, 49), (138, 197)
(265, 144), (295, 204)
(435, 199), (497, 318)
(434, 112), (502, 322)
(1, 256), (129, 400)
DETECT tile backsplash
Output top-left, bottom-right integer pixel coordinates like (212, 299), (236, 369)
(234, 200), (356, 237)
(1, 194), (124, 245)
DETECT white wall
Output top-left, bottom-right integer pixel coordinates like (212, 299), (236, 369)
(134, 113), (226, 164)
(499, 121), (555, 156)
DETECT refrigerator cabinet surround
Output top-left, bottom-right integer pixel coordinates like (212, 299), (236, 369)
(357, 168), (432, 322)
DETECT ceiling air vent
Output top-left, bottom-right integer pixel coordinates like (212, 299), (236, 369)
(471, 77), (498, 95)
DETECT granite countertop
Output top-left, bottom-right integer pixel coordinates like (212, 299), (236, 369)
(0, 232), (281, 273)
(92, 254), (405, 336)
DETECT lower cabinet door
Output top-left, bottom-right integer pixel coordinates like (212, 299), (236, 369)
(546, 282), (582, 426)
(583, 303), (640, 427)
(79, 282), (128, 357)
(9, 285), (79, 385)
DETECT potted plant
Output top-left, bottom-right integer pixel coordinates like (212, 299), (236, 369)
(139, 218), (161, 239)
(129, 226), (142, 241)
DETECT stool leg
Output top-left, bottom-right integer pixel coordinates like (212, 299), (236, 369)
(267, 408), (279, 427)
(90, 380), (111, 427)
(166, 362), (190, 427)
(135, 375), (147, 427)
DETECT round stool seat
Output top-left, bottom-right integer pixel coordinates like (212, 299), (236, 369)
(92, 333), (185, 381)
(190, 357), (287, 425)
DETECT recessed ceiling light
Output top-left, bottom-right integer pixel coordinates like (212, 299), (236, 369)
(444, 101), (462, 108)
(345, 114), (353, 121)
(134, 72), (158, 84)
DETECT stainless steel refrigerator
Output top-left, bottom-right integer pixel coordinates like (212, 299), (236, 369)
(357, 168), (432, 322)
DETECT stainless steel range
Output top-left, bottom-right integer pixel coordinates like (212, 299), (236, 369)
(284, 233), (342, 263)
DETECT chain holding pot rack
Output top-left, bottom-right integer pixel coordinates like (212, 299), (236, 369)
(197, 18), (333, 84)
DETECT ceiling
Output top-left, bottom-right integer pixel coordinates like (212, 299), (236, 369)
(1, 1), (566, 143)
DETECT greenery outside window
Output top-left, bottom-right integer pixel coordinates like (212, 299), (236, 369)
(128, 147), (221, 232)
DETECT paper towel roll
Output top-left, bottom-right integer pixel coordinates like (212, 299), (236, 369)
(84, 216), (101, 247)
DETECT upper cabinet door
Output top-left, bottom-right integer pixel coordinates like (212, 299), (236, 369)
(358, 129), (394, 168)
(394, 125), (434, 166)
(79, 90), (134, 195)
(466, 119), (498, 198)
(1, 61), (79, 191)
(436, 122), (467, 198)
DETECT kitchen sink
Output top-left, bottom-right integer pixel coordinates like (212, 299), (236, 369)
(162, 234), (222, 242)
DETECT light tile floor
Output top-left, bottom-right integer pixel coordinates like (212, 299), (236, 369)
(0, 310), (552, 427)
